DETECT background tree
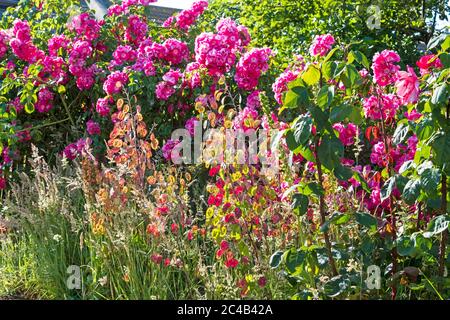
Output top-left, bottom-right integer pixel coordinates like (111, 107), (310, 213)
(199, 0), (449, 67)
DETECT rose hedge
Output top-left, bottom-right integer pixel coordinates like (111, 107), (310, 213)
(0, 0), (449, 299)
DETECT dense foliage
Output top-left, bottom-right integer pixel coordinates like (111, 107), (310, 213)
(0, 0), (449, 300)
(200, 0), (449, 66)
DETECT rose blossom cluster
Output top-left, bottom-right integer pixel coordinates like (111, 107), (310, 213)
(183, 62), (203, 89)
(96, 97), (113, 117)
(9, 19), (44, 63)
(39, 56), (67, 84)
(68, 13), (100, 41)
(86, 120), (101, 136)
(233, 106), (260, 132)
(370, 135), (417, 172)
(272, 69), (300, 105)
(112, 45), (137, 66)
(155, 69), (182, 100)
(363, 93), (400, 121)
(395, 66), (419, 105)
(0, 30), (10, 59)
(135, 38), (189, 69)
(48, 35), (69, 57)
(8, 97), (24, 113)
(309, 34), (335, 57)
(36, 87), (55, 113)
(371, 50), (400, 86)
(125, 15), (148, 45)
(163, 1), (208, 31)
(68, 40), (97, 90)
(185, 117), (199, 136)
(246, 90), (261, 109)
(132, 39), (156, 75)
(235, 48), (272, 91)
(195, 19), (251, 75)
(103, 71), (129, 95)
(416, 54), (442, 75)
(162, 38), (189, 65)
(162, 139), (181, 162)
(332, 123), (358, 146)
(62, 138), (88, 161)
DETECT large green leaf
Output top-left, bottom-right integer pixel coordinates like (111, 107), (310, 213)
(286, 115), (312, 151)
(416, 118), (435, 141)
(324, 275), (351, 298)
(317, 135), (344, 170)
(302, 65), (321, 86)
(308, 105), (332, 132)
(329, 212), (351, 225)
(355, 212), (378, 231)
(348, 50), (370, 69)
(284, 249), (307, 274)
(330, 104), (363, 125)
(432, 134), (450, 168)
(393, 122), (409, 145)
(317, 85), (335, 109)
(431, 83), (448, 106)
(334, 164), (353, 181)
(322, 61), (337, 81)
(292, 85), (311, 108)
(395, 236), (417, 257)
(423, 215), (450, 238)
(269, 251), (284, 269)
(402, 179), (421, 205)
(380, 176), (396, 202)
(292, 193), (309, 216)
(303, 182), (324, 197)
(420, 167), (441, 194)
(341, 64), (360, 89)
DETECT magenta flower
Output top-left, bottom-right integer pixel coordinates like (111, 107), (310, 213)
(185, 117), (199, 136)
(332, 123), (358, 146)
(0, 175), (6, 190)
(235, 48), (272, 91)
(36, 87), (54, 113)
(86, 120), (101, 135)
(272, 69), (300, 105)
(404, 109), (422, 121)
(162, 139), (181, 162)
(103, 71), (129, 95)
(246, 91), (261, 109)
(96, 97), (112, 117)
(162, 39), (189, 65)
(309, 34), (335, 57)
(416, 54), (442, 75)
(363, 94), (400, 121)
(371, 50), (400, 86)
(395, 66), (419, 105)
(164, 1), (208, 31)
(155, 81), (176, 100)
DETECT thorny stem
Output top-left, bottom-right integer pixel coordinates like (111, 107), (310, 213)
(375, 91), (398, 300)
(438, 174), (447, 292)
(59, 94), (76, 127)
(438, 102), (450, 291)
(416, 202), (422, 231)
(15, 117), (70, 132)
(315, 138), (338, 277)
(315, 66), (338, 277)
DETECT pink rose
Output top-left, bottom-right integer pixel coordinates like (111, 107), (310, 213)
(395, 66), (419, 105)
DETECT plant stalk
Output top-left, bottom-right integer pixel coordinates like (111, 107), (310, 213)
(315, 139), (338, 277)
(438, 174), (447, 292)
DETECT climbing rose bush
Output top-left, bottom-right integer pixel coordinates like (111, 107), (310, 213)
(0, 0), (448, 301)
